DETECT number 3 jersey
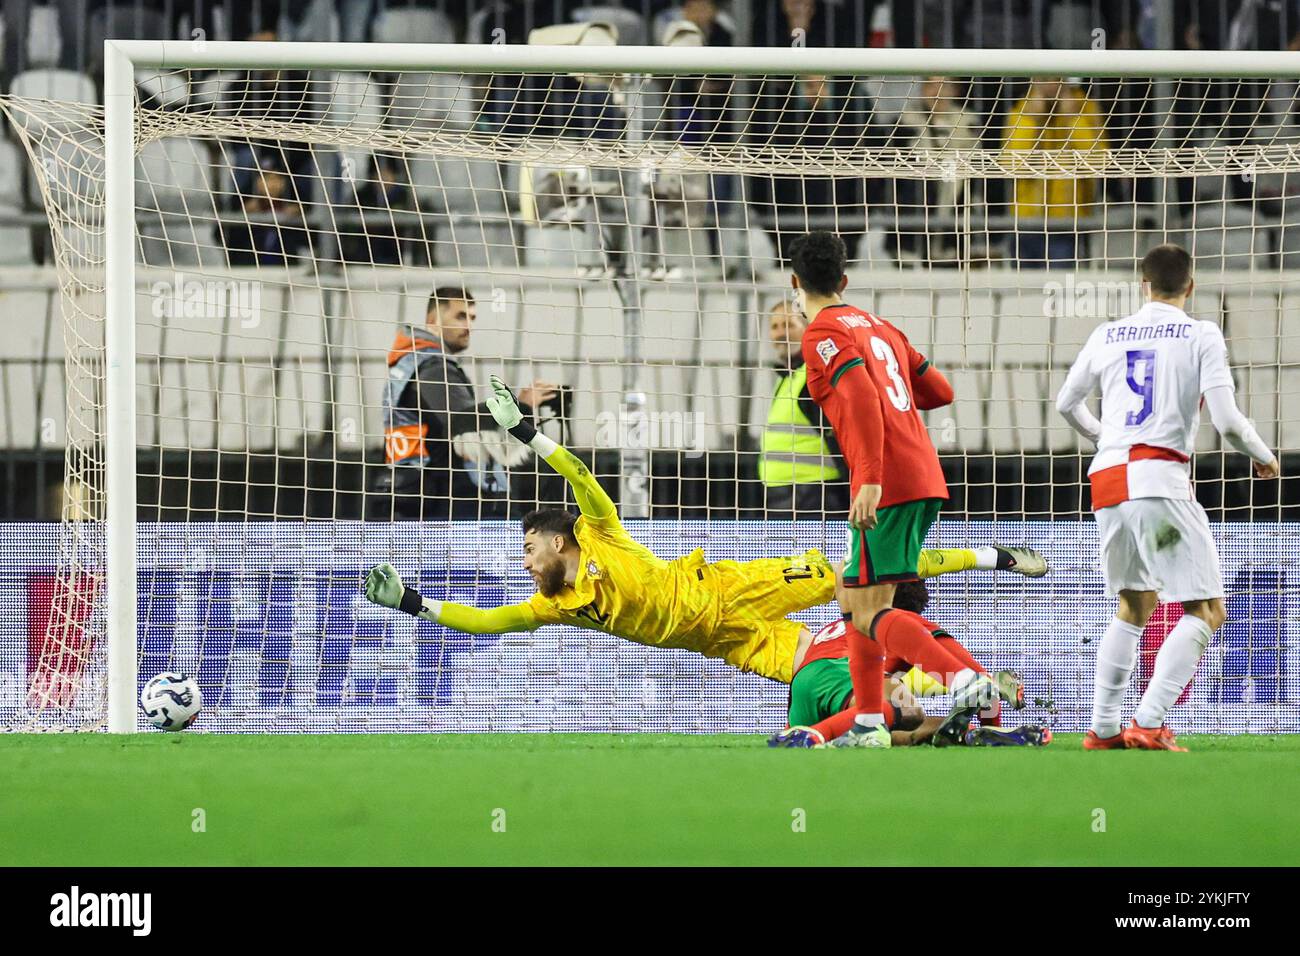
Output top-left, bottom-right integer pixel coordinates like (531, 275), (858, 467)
(1058, 301), (1235, 510)
(801, 304), (949, 508)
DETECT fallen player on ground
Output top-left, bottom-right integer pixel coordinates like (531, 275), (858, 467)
(769, 581), (1052, 747)
(364, 377), (1047, 684)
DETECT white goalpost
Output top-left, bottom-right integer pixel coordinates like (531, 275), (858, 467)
(3, 40), (1299, 733)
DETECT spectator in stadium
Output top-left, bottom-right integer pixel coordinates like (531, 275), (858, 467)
(367, 286), (559, 520)
(758, 299), (848, 518)
(674, 0), (733, 47)
(1004, 77), (1108, 268)
(339, 153), (413, 265)
(894, 75), (986, 265)
(222, 150), (312, 267)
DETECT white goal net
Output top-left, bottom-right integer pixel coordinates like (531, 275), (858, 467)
(2, 42), (1298, 733)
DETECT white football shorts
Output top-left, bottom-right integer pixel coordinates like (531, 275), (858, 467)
(1094, 497), (1225, 603)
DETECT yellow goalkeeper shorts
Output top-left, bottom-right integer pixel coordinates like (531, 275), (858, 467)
(695, 549), (836, 684)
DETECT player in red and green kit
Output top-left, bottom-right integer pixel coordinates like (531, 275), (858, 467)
(793, 231), (1001, 749)
(769, 581), (1050, 748)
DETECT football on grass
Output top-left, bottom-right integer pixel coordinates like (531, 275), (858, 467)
(141, 673), (202, 731)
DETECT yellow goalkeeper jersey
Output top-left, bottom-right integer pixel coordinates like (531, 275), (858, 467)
(419, 439), (986, 682)
(526, 510), (736, 649)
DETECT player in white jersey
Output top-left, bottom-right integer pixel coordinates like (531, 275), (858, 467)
(1056, 243), (1279, 751)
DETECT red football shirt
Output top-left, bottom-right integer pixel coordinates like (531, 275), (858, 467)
(801, 303), (950, 507)
(796, 613), (951, 674)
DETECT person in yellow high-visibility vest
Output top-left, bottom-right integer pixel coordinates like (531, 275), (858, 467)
(759, 300), (849, 517)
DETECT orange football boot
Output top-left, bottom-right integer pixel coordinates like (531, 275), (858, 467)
(1082, 729), (1125, 750)
(1122, 721), (1188, 751)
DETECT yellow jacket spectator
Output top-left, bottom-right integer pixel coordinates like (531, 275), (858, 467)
(1005, 78), (1109, 266)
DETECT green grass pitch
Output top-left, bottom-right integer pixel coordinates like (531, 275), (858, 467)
(2, 733), (1296, 866)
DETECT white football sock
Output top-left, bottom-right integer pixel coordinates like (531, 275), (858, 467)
(854, 713), (885, 729)
(1134, 615), (1214, 730)
(1091, 617), (1144, 739)
(973, 546), (999, 570)
(950, 668), (980, 695)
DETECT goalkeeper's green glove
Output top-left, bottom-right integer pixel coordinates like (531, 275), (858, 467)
(364, 563), (424, 617)
(486, 374), (537, 444)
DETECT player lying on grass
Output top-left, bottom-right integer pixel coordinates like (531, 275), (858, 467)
(364, 376), (1047, 684)
(769, 581), (1051, 748)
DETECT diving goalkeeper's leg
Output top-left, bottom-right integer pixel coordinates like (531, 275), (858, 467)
(917, 546), (1048, 579)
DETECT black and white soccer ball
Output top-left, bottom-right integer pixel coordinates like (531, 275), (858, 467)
(141, 672), (202, 731)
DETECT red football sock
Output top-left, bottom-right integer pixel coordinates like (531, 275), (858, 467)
(935, 635), (985, 675)
(981, 701), (1003, 728)
(845, 614), (885, 719)
(936, 635), (997, 725)
(811, 700), (895, 742)
(876, 610), (969, 689)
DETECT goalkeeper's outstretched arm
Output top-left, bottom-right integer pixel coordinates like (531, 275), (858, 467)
(364, 564), (539, 634)
(486, 374), (616, 521)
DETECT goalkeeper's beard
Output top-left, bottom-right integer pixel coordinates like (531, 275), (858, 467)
(531, 556), (567, 598)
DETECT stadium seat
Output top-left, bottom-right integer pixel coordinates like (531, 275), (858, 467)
(292, 0), (342, 42)
(0, 353), (64, 449)
(327, 72), (386, 133)
(1094, 204), (1141, 268)
(1188, 199), (1272, 273)
(24, 4), (61, 69)
(1280, 292), (1300, 366)
(374, 6), (472, 133)
(85, 7), (168, 73)
(0, 138), (34, 266)
(409, 156), (509, 216)
(1273, 196), (1300, 271)
(136, 71), (190, 110)
(274, 363), (331, 442)
(1280, 368), (1300, 451)
(1221, 291), (1283, 368)
(985, 369), (1018, 453)
(572, 6), (649, 45)
(136, 136), (221, 268)
(1240, 367), (1280, 449)
(1041, 367), (1080, 452)
(24, 128), (102, 268)
(993, 368), (1049, 453)
(0, 137), (24, 206)
(1046, 1), (1094, 49)
(324, 72), (385, 216)
(386, 72), (479, 132)
(992, 296), (1053, 370)
(521, 223), (603, 270)
(10, 68), (96, 104)
(432, 219), (519, 269)
(567, 360), (624, 446)
(941, 368), (989, 454)
(851, 228), (891, 267)
(639, 288), (709, 366)
(187, 71), (240, 112)
(414, 157), (516, 268)
(372, 8), (457, 45)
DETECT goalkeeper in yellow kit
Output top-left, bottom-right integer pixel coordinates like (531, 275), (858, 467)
(363, 377), (1046, 683)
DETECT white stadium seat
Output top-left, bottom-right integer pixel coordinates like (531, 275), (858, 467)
(10, 68), (96, 104)
(24, 4), (62, 69)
